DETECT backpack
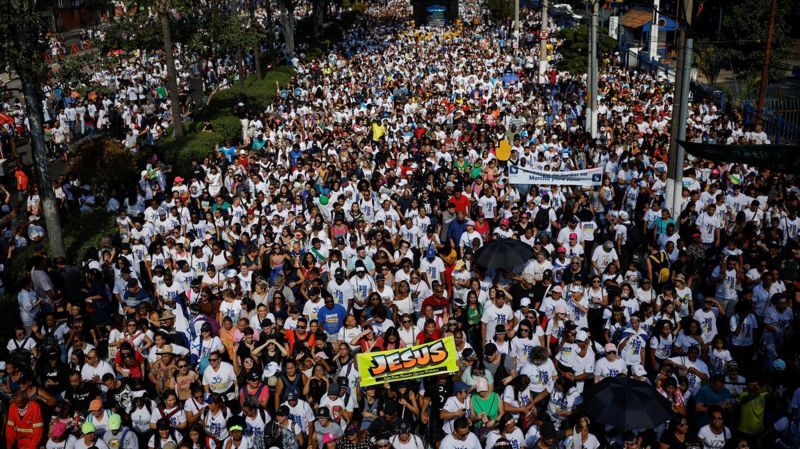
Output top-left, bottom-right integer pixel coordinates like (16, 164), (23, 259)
(10, 336), (33, 363)
(649, 251), (671, 284)
(534, 206), (551, 231)
(242, 384), (266, 405)
(492, 354), (510, 392)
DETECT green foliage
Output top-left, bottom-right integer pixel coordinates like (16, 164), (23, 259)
(5, 210), (117, 290)
(66, 138), (140, 190)
(161, 66), (294, 175)
(556, 25), (617, 75)
(101, 13), (163, 54)
(211, 115), (243, 143)
(351, 2), (368, 13)
(487, 0), (515, 21)
(718, 0), (793, 82)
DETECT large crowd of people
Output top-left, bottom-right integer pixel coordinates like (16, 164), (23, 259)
(2, 2), (799, 449)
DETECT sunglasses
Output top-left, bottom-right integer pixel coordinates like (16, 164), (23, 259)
(209, 358), (220, 362)
(178, 364), (188, 368)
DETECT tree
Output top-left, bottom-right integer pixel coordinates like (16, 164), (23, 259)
(155, 0), (186, 137)
(556, 25), (617, 75)
(1, 0), (66, 258)
(486, 0), (514, 21)
(311, 0), (327, 37)
(693, 45), (723, 89)
(277, 0), (297, 57)
(129, 0), (186, 137)
(717, 0), (792, 82)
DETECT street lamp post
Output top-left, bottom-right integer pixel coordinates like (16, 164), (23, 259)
(586, 0), (600, 137)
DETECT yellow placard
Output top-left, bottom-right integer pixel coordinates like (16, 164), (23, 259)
(496, 139), (511, 161)
(357, 336), (459, 386)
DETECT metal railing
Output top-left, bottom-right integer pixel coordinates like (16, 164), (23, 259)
(742, 96), (800, 145)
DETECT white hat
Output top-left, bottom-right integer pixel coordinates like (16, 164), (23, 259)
(520, 297), (532, 307)
(88, 261), (102, 271)
(633, 365), (648, 376)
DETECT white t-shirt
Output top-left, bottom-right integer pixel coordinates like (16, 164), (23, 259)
(202, 361), (237, 398)
(47, 436), (77, 449)
(593, 357), (627, 380)
(439, 432), (482, 449)
(441, 396), (469, 433)
(697, 425), (731, 449)
(521, 359), (557, 393)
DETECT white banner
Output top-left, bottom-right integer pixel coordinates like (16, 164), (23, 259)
(509, 165), (603, 186)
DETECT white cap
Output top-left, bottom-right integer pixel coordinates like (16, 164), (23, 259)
(88, 261), (101, 271)
(520, 297), (532, 307)
(575, 330), (589, 341)
(633, 365), (648, 376)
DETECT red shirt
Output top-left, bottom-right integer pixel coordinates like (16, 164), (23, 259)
(448, 194), (471, 214)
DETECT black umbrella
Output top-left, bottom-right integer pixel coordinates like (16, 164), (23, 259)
(582, 376), (673, 430)
(473, 238), (535, 272)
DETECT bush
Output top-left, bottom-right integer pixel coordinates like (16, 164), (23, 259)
(351, 2), (368, 13)
(164, 131), (224, 175)
(210, 114), (243, 144)
(67, 138), (139, 190)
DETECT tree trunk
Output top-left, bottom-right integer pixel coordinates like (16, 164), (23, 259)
(16, 64), (65, 259)
(312, 0), (325, 37)
(249, 4), (263, 79)
(159, 4), (185, 138)
(254, 45), (262, 79)
(279, 0), (295, 57)
(237, 48), (246, 90)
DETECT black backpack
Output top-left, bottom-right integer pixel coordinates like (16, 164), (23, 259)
(534, 206), (551, 231)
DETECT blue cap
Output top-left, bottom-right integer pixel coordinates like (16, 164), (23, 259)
(773, 359), (786, 371)
(454, 381), (470, 392)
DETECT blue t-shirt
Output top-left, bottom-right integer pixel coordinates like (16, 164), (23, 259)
(694, 384), (732, 427)
(318, 304), (347, 335)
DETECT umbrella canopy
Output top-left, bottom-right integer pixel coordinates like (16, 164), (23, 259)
(582, 376), (673, 430)
(473, 238), (534, 272)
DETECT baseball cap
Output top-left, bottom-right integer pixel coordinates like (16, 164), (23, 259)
(81, 421), (96, 434)
(287, 391), (299, 401)
(345, 424), (359, 436)
(632, 365), (648, 377)
(397, 420), (413, 433)
(520, 297), (532, 307)
(88, 398), (103, 412)
(476, 377), (489, 392)
(52, 422), (68, 438)
(108, 414), (122, 431)
(569, 232), (578, 240)
(276, 405), (290, 416)
(317, 406), (331, 419)
(454, 381), (470, 392)
(555, 303), (568, 314)
(327, 384), (340, 396)
(575, 330), (589, 341)
(557, 246), (566, 253)
(322, 433), (337, 444)
(552, 285), (563, 294)
(247, 371), (260, 382)
(605, 343), (618, 353)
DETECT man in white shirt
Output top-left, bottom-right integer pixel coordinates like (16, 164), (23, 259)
(81, 349), (114, 385)
(440, 381), (471, 433)
(202, 351), (237, 400)
(439, 417), (482, 449)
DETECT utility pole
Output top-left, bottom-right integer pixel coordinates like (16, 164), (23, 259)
(649, 0), (660, 62)
(539, 0), (549, 83)
(757, 0), (778, 122)
(666, 0), (693, 216)
(514, 0), (520, 50)
(586, 0), (599, 137)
